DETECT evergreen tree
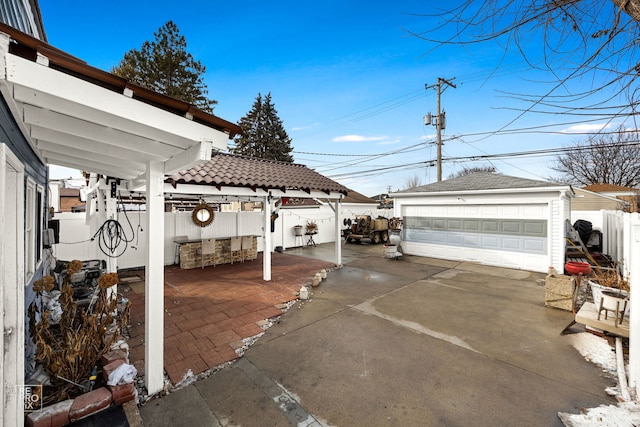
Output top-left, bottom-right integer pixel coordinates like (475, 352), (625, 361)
(232, 92), (293, 162)
(112, 21), (216, 112)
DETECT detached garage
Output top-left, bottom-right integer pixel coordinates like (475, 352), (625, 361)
(393, 173), (573, 273)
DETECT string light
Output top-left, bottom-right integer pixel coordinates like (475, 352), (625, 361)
(286, 211), (335, 223)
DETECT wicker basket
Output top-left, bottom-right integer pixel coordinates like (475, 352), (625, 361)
(545, 268), (577, 311)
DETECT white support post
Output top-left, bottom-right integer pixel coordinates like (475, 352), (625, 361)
(144, 161), (165, 394)
(263, 195), (272, 281)
(334, 198), (342, 266)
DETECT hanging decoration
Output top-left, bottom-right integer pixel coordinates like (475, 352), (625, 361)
(191, 202), (215, 227)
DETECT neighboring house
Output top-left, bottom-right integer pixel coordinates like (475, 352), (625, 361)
(571, 188), (629, 232)
(582, 183), (639, 213)
(346, 190), (377, 204)
(48, 179), (85, 212)
(393, 172), (573, 273)
(371, 192), (393, 209)
(572, 187), (629, 212)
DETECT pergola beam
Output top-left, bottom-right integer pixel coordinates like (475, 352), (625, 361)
(164, 141), (213, 175)
(162, 182), (344, 201)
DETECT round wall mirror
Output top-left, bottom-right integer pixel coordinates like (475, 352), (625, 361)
(192, 203), (215, 227)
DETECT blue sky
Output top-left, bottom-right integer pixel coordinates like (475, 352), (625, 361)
(40, 1), (629, 196)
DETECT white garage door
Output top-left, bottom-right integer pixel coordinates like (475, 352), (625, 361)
(401, 204), (549, 272)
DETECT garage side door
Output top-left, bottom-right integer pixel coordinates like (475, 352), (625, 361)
(402, 204), (549, 272)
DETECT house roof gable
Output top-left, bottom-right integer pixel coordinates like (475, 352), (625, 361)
(395, 172), (565, 194)
(582, 183), (637, 193)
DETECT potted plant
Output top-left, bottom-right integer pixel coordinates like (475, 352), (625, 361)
(305, 221), (318, 234)
(589, 265), (630, 316)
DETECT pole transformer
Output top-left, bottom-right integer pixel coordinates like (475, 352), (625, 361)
(425, 77), (456, 182)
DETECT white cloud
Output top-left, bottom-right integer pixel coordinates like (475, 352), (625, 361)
(561, 123), (612, 134)
(332, 134), (387, 142)
(291, 122), (320, 131)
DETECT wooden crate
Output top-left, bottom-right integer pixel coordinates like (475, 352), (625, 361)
(545, 270), (576, 311)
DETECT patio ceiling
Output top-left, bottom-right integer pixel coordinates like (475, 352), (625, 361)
(0, 23), (241, 181)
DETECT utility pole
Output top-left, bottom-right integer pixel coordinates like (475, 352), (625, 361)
(425, 77), (456, 182)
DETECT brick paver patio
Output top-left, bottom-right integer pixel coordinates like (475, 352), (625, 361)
(121, 252), (334, 385)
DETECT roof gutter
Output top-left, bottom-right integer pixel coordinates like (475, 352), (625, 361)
(393, 185), (575, 198)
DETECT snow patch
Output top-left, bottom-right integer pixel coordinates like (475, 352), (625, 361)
(174, 369), (197, 388)
(559, 333), (640, 426)
(558, 402), (640, 426)
(566, 333), (616, 372)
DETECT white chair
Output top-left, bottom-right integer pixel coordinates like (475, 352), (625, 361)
(241, 236), (253, 261)
(198, 238), (216, 268)
(230, 237), (243, 264)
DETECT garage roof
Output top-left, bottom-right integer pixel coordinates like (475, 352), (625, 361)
(396, 172), (569, 194)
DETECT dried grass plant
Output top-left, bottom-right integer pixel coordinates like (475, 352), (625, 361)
(591, 264), (630, 294)
(28, 263), (131, 405)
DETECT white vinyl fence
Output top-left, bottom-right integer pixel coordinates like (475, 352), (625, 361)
(51, 203), (392, 270)
(596, 210), (640, 397)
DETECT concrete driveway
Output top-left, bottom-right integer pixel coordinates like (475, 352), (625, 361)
(139, 243), (615, 426)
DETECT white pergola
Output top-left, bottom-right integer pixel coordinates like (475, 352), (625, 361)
(0, 26), (240, 399)
(161, 181), (345, 280)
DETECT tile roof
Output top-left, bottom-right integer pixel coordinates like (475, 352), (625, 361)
(168, 153), (349, 196)
(395, 172), (566, 194)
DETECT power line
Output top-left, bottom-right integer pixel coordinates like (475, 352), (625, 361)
(325, 140), (640, 180)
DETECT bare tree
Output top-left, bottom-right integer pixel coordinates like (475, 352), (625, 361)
(404, 174), (423, 189)
(550, 127), (640, 187)
(408, 1), (640, 116)
(449, 166), (496, 179)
